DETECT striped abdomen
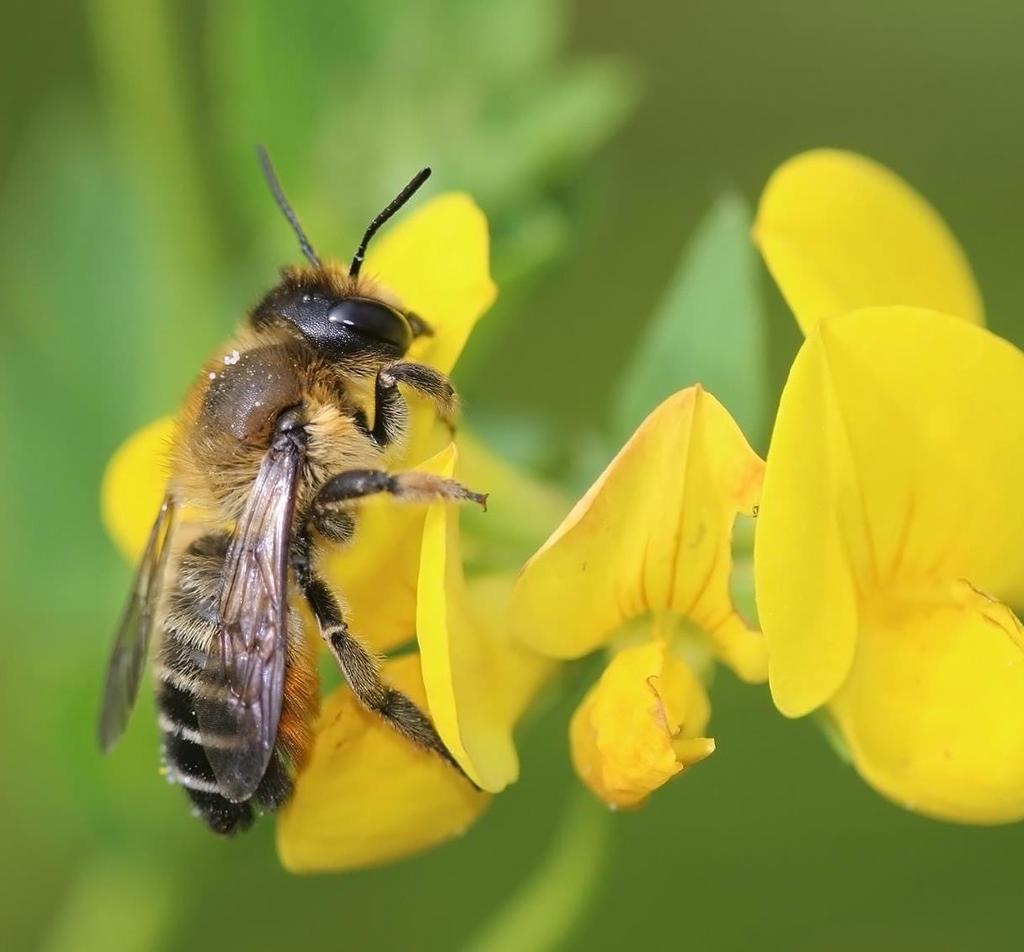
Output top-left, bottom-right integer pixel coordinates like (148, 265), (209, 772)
(154, 533), (317, 834)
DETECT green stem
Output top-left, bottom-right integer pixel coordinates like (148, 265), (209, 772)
(463, 790), (611, 952)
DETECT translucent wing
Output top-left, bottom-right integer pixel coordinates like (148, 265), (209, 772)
(196, 438), (302, 801)
(98, 495), (177, 751)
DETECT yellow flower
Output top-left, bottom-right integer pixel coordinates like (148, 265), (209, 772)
(754, 149), (1024, 823)
(102, 192), (545, 870)
(512, 386), (766, 808)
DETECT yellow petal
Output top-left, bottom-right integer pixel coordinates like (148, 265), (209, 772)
(276, 653), (490, 873)
(417, 446), (552, 791)
(757, 307), (1024, 717)
(571, 640), (714, 809)
(830, 581), (1024, 823)
(101, 416), (176, 562)
(512, 387), (766, 682)
(365, 192), (497, 376)
(754, 149), (984, 334)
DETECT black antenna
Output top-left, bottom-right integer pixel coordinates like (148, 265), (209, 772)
(350, 168), (431, 278)
(257, 145), (321, 268)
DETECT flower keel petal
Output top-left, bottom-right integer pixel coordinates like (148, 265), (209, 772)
(571, 640), (714, 809)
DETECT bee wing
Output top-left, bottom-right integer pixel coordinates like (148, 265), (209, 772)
(98, 495), (177, 752)
(196, 439), (302, 802)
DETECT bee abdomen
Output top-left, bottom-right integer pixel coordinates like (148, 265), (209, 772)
(155, 679), (255, 834)
(155, 533), (292, 834)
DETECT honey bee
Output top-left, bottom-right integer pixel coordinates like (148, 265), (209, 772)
(98, 149), (486, 835)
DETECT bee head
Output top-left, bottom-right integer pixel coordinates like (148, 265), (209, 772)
(259, 283), (414, 358)
(253, 147), (431, 360)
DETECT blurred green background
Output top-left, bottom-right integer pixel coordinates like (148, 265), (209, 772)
(5, 1), (1024, 949)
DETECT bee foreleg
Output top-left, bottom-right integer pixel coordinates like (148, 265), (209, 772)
(354, 362), (459, 447)
(291, 552), (478, 788)
(315, 468), (488, 511)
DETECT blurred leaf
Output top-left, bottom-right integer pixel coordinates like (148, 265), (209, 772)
(206, 0), (635, 291)
(90, 0), (228, 392)
(0, 103), (203, 861)
(467, 410), (562, 475)
(612, 191), (769, 451)
(0, 106), (150, 615)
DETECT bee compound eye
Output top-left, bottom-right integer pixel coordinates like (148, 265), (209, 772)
(326, 298), (412, 351)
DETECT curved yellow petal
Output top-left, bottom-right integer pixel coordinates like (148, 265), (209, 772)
(365, 192), (497, 376)
(754, 335), (860, 716)
(570, 640), (714, 809)
(754, 149), (984, 334)
(417, 445), (552, 792)
(830, 581), (1024, 823)
(101, 416), (176, 562)
(276, 653), (490, 873)
(512, 387), (766, 681)
(757, 307), (1024, 717)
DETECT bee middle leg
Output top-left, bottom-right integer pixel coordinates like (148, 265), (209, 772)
(354, 361), (458, 447)
(291, 535), (476, 787)
(314, 467), (488, 515)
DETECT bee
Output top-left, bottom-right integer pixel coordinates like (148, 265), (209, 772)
(98, 149), (486, 835)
